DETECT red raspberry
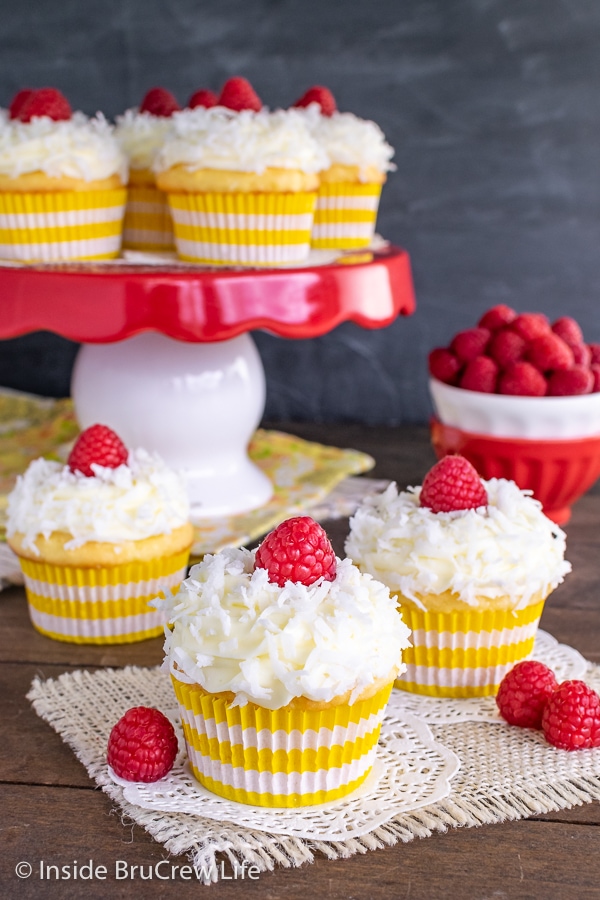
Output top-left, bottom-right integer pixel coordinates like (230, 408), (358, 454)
(477, 304), (516, 331)
(254, 516), (336, 587)
(541, 680), (600, 750)
(9, 88), (34, 119)
(572, 343), (592, 366)
(459, 355), (498, 393)
(547, 366), (594, 397)
(510, 312), (550, 342)
(488, 328), (527, 369)
(591, 364), (600, 392)
(188, 88), (218, 109)
(428, 347), (462, 385)
(107, 707), (178, 782)
(589, 343), (600, 365)
(498, 361), (547, 396)
(450, 327), (491, 363)
(496, 661), (558, 729)
(139, 87), (180, 117)
(551, 316), (583, 348)
(526, 333), (575, 372)
(293, 85), (337, 116)
(218, 77), (262, 112)
(68, 424), (129, 477)
(18, 87), (71, 122)
(420, 455), (488, 514)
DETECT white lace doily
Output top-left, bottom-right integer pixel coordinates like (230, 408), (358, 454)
(391, 630), (588, 725)
(108, 710), (459, 841)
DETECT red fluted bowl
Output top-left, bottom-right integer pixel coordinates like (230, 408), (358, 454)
(430, 417), (600, 524)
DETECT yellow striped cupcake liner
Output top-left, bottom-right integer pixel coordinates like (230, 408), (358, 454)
(311, 182), (382, 249)
(18, 547), (190, 644)
(123, 183), (174, 251)
(172, 676), (393, 807)
(0, 189), (126, 262)
(167, 191), (317, 266)
(394, 598), (546, 697)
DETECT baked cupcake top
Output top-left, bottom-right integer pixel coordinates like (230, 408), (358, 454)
(160, 546), (411, 710)
(345, 476), (571, 609)
(0, 111), (127, 182)
(300, 104), (395, 179)
(153, 106), (329, 176)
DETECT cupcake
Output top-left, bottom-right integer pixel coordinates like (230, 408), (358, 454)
(7, 424), (193, 644)
(0, 88), (127, 262)
(159, 516), (410, 807)
(345, 455), (571, 698)
(154, 77), (328, 266)
(293, 86), (395, 250)
(115, 87), (180, 252)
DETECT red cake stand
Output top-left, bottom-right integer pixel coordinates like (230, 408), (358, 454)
(0, 246), (415, 516)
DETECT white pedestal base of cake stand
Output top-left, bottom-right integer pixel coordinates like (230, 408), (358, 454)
(71, 331), (273, 518)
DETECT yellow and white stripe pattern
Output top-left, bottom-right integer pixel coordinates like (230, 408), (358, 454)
(19, 548), (189, 644)
(123, 184), (174, 251)
(395, 600), (546, 697)
(167, 191), (317, 266)
(172, 677), (393, 807)
(311, 182), (381, 249)
(0, 189), (126, 262)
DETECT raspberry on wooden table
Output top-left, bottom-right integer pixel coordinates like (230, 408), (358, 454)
(428, 348), (462, 385)
(547, 366), (594, 397)
(420, 455), (488, 514)
(18, 87), (71, 122)
(496, 661), (558, 729)
(293, 85), (337, 116)
(450, 327), (491, 363)
(526, 333), (575, 372)
(139, 87), (180, 117)
(107, 707), (178, 782)
(551, 316), (584, 349)
(459, 355), (498, 393)
(477, 304), (517, 331)
(488, 328), (527, 369)
(188, 88), (218, 109)
(510, 312), (551, 342)
(68, 424), (129, 477)
(498, 361), (547, 396)
(541, 680), (600, 750)
(218, 77), (262, 112)
(254, 516), (336, 587)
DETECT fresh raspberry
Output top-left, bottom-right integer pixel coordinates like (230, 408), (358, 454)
(541, 680), (600, 750)
(551, 316), (583, 349)
(572, 343), (592, 366)
(18, 87), (71, 122)
(139, 87), (180, 117)
(254, 516), (336, 587)
(293, 85), (337, 116)
(477, 304), (516, 331)
(459, 355), (498, 393)
(420, 455), (488, 514)
(450, 327), (491, 363)
(218, 77), (262, 112)
(510, 312), (551, 342)
(428, 348), (462, 385)
(188, 88), (218, 109)
(496, 661), (558, 729)
(8, 88), (34, 119)
(591, 364), (600, 392)
(498, 361), (547, 396)
(107, 707), (178, 782)
(68, 424), (129, 477)
(526, 333), (575, 372)
(488, 328), (527, 369)
(547, 366), (594, 397)
(589, 343), (600, 365)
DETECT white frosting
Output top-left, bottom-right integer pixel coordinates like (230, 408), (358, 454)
(345, 479), (571, 609)
(0, 111), (128, 182)
(153, 106), (329, 175)
(158, 548), (411, 710)
(114, 108), (175, 171)
(7, 449), (189, 551)
(300, 105), (395, 178)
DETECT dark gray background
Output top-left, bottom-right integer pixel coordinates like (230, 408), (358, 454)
(1, 0), (599, 423)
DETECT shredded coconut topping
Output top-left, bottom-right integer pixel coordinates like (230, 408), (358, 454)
(7, 449), (189, 551)
(158, 548), (411, 710)
(299, 105), (395, 177)
(114, 108), (175, 171)
(345, 479), (571, 609)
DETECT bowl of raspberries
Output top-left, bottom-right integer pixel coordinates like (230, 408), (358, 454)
(428, 305), (600, 523)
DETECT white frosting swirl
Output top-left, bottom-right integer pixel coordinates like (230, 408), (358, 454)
(345, 479), (571, 609)
(158, 548), (411, 710)
(114, 108), (175, 171)
(153, 106), (329, 175)
(300, 105), (395, 177)
(0, 111), (128, 182)
(7, 449), (189, 551)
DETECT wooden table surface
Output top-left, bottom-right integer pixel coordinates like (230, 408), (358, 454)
(1, 423), (599, 900)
